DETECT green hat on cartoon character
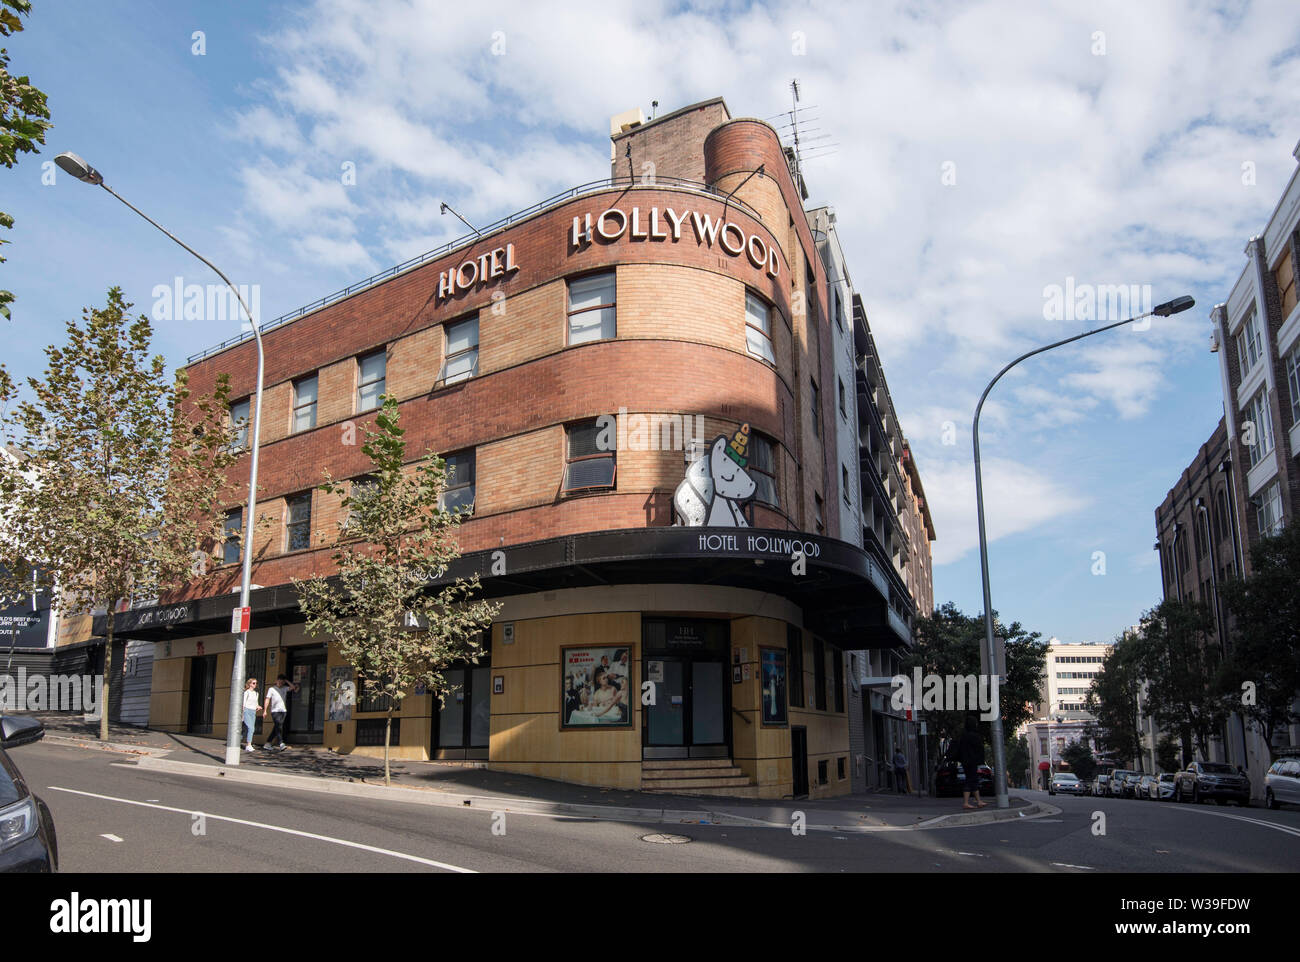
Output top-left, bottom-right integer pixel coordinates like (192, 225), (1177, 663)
(724, 423), (750, 468)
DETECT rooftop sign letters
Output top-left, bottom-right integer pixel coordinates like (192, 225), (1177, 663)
(570, 206), (780, 278)
(436, 244), (519, 301)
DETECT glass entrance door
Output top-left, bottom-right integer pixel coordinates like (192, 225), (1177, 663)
(286, 648), (326, 744)
(187, 654), (216, 734)
(642, 618), (730, 760)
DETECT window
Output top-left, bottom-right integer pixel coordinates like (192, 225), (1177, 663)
(834, 290), (844, 332)
(1243, 389), (1275, 468)
(787, 625), (804, 708)
(355, 718), (399, 746)
(229, 398), (250, 450)
(1275, 249), (1296, 319)
(837, 756), (846, 780)
(285, 492), (311, 552)
(1285, 342), (1300, 426)
(814, 493), (825, 534)
(222, 508), (242, 565)
(440, 450), (475, 514)
(817, 759), (828, 786)
(745, 291), (776, 365)
(842, 464), (851, 505)
(1236, 306), (1262, 381)
(357, 673), (394, 713)
(292, 374), (318, 432)
(1257, 481), (1283, 537)
(810, 380), (820, 437)
(1214, 488), (1228, 543)
(567, 272), (616, 344)
(1194, 514), (1206, 558)
(813, 637), (826, 711)
(749, 431), (779, 508)
(357, 351), (386, 412)
(832, 651), (844, 713)
(563, 419), (616, 493)
(838, 377), (847, 418)
(442, 315), (479, 385)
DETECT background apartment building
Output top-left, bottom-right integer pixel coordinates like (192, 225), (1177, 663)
(1019, 639), (1110, 786)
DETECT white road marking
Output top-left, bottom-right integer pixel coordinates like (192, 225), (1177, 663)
(100, 833), (123, 843)
(47, 786), (477, 873)
(1174, 806), (1300, 839)
(1051, 862), (1095, 870)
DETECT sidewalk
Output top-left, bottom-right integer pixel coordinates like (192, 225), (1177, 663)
(31, 712), (1052, 832)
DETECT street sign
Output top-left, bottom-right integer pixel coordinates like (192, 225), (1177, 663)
(230, 606), (250, 633)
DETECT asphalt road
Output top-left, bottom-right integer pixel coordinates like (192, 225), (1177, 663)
(12, 742), (1300, 873)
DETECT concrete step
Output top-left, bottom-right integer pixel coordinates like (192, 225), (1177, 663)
(642, 783), (769, 799)
(640, 774), (754, 790)
(641, 758), (737, 770)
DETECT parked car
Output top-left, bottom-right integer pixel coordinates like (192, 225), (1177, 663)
(0, 716), (58, 872)
(935, 761), (995, 798)
(1264, 757), (1300, 810)
(1092, 774), (1111, 797)
(1150, 772), (1176, 800)
(1173, 761), (1250, 806)
(1110, 769), (1135, 797)
(1049, 772), (1086, 796)
(1135, 774), (1156, 799)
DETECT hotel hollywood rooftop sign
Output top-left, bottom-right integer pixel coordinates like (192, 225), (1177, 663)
(569, 205), (781, 278)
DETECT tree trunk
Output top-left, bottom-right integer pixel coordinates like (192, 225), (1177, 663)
(100, 599), (117, 741)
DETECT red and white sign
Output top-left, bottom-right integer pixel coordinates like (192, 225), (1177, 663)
(231, 606), (251, 634)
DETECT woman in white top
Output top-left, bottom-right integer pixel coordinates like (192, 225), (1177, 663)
(241, 677), (262, 752)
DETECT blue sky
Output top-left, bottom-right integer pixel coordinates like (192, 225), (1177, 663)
(4, 0), (1300, 645)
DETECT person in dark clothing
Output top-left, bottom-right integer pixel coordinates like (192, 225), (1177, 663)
(958, 715), (987, 810)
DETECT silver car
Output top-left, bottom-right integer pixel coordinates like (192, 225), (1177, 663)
(1149, 772), (1176, 800)
(1136, 774), (1156, 799)
(1265, 757), (1300, 810)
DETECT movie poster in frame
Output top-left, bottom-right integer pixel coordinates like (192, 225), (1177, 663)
(561, 645), (633, 728)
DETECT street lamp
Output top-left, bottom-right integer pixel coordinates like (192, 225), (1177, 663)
(55, 151), (264, 767)
(972, 294), (1194, 808)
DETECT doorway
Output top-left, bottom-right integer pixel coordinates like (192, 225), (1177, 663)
(285, 647), (326, 744)
(791, 726), (809, 797)
(642, 618), (730, 760)
(187, 654), (217, 734)
(432, 657), (491, 760)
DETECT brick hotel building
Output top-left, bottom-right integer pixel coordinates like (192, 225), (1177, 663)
(101, 98), (932, 799)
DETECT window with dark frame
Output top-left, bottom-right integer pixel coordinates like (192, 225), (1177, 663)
(817, 758), (828, 785)
(292, 374), (318, 432)
(563, 419), (615, 493)
(229, 398), (250, 451)
(442, 315), (479, 385)
(745, 290), (776, 365)
(810, 379), (820, 437)
(355, 718), (399, 746)
(567, 272), (616, 344)
(440, 450), (475, 514)
(787, 625), (804, 708)
(222, 508), (242, 565)
(838, 377), (847, 417)
(833, 651), (844, 713)
(749, 431), (779, 509)
(356, 673), (394, 714)
(285, 492), (311, 552)
(357, 350), (386, 412)
(813, 637), (826, 711)
(842, 465), (851, 505)
(837, 756), (846, 780)
(814, 493), (824, 535)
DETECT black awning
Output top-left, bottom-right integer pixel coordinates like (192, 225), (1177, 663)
(95, 527), (909, 651)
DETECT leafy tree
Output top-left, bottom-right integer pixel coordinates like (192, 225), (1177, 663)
(1156, 733), (1180, 773)
(293, 395), (500, 785)
(1060, 738), (1098, 783)
(0, 288), (238, 738)
(1133, 598), (1224, 765)
(1086, 634), (1143, 765)
(1218, 522), (1300, 759)
(0, 0), (53, 320)
(905, 601), (1046, 767)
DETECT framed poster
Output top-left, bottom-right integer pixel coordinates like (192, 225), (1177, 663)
(562, 645), (633, 728)
(327, 665), (354, 722)
(760, 647), (788, 725)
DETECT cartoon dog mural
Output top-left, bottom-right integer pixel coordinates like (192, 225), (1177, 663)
(673, 424), (757, 527)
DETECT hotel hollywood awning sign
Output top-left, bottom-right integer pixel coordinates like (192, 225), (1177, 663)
(569, 206), (781, 278)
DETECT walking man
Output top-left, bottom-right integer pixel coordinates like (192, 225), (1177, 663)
(263, 674), (298, 751)
(892, 745), (909, 793)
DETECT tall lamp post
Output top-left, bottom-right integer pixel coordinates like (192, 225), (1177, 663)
(55, 151), (264, 767)
(973, 294), (1194, 808)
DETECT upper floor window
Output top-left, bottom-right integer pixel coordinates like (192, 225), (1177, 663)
(1285, 342), (1300, 426)
(440, 450), (475, 514)
(567, 272), (616, 344)
(563, 419), (615, 493)
(842, 464), (851, 505)
(442, 315), (479, 385)
(222, 508), (242, 565)
(1257, 480), (1283, 537)
(343, 475), (378, 535)
(749, 431), (779, 508)
(814, 493), (825, 534)
(1236, 306), (1263, 381)
(838, 377), (847, 418)
(229, 398), (250, 451)
(285, 492), (312, 552)
(357, 351), (386, 412)
(1275, 249), (1296, 320)
(810, 379), (821, 438)
(292, 374), (318, 432)
(834, 290), (844, 332)
(745, 291), (776, 365)
(1243, 388), (1274, 468)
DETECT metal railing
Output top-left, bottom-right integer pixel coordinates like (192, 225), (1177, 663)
(186, 176), (768, 365)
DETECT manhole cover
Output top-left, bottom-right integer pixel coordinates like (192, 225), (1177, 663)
(640, 833), (692, 844)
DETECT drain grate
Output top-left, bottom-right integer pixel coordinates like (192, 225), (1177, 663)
(640, 833), (692, 844)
